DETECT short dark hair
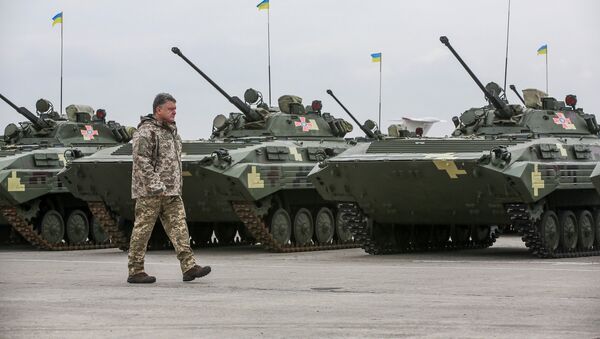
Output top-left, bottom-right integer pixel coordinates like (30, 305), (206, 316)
(153, 93), (176, 113)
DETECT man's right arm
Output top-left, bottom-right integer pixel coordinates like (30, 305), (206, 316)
(132, 130), (166, 195)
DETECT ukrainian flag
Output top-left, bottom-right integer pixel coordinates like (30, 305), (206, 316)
(371, 52), (381, 63)
(537, 44), (547, 55)
(52, 12), (63, 26)
(257, 0), (269, 10)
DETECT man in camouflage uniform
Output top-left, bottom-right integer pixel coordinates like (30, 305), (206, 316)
(127, 93), (211, 283)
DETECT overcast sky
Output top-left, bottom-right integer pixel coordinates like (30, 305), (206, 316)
(1, 0), (599, 138)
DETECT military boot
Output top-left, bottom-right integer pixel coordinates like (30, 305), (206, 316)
(127, 272), (156, 284)
(182, 265), (211, 282)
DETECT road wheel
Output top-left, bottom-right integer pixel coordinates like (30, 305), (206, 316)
(370, 219), (393, 249)
(191, 224), (213, 246)
(471, 225), (490, 243)
(432, 225), (451, 245)
(66, 210), (89, 245)
(39, 210), (64, 244)
(413, 225), (432, 249)
(293, 208), (313, 246)
(335, 210), (353, 242)
(116, 218), (133, 251)
(149, 223), (170, 250)
(595, 210), (600, 248)
(0, 226), (10, 244)
(214, 224), (237, 245)
(314, 207), (335, 244)
(270, 208), (292, 245)
(538, 210), (559, 252)
(452, 225), (470, 244)
(393, 224), (412, 249)
(559, 210), (578, 251)
(576, 210), (594, 250)
(238, 225), (256, 244)
(90, 217), (110, 243)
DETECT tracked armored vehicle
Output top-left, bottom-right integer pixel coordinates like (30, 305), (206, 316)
(59, 47), (366, 252)
(308, 36), (600, 258)
(0, 94), (134, 250)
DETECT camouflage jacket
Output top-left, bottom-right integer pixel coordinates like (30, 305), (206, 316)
(131, 114), (182, 199)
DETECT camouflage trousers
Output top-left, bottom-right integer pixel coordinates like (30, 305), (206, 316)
(128, 195), (196, 276)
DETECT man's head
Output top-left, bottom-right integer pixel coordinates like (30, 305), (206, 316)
(153, 93), (177, 123)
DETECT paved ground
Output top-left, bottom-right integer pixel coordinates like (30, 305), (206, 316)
(0, 235), (599, 338)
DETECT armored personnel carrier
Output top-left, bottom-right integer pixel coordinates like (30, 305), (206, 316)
(59, 47), (367, 252)
(308, 36), (600, 258)
(0, 94), (133, 250)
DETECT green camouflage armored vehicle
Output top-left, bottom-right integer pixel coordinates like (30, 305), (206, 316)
(58, 47), (367, 252)
(0, 94), (134, 250)
(308, 36), (600, 258)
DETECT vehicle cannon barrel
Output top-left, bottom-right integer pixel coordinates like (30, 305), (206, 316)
(0, 93), (50, 129)
(440, 36), (513, 119)
(171, 47), (262, 122)
(509, 85), (526, 105)
(326, 89), (379, 139)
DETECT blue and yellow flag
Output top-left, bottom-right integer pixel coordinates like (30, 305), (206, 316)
(52, 12), (63, 27)
(537, 44), (547, 55)
(371, 52), (381, 63)
(257, 0), (269, 10)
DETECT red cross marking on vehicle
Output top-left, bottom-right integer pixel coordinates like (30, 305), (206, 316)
(294, 116), (313, 132)
(552, 112), (575, 130)
(81, 125), (99, 140)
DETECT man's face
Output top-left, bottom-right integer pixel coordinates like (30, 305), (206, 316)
(155, 100), (176, 123)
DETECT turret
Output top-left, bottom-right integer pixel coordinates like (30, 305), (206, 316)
(440, 36), (515, 119)
(171, 47), (263, 122)
(0, 93), (50, 130)
(170, 47), (355, 140)
(1, 94), (135, 145)
(440, 37), (598, 138)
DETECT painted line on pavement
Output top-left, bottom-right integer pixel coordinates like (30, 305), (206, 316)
(0, 258), (598, 273)
(413, 260), (598, 266)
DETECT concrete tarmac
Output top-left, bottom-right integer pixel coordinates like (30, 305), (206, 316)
(0, 235), (599, 338)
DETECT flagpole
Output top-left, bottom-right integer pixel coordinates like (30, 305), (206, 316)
(267, 7), (272, 107)
(60, 14), (63, 115)
(502, 0), (511, 95)
(378, 58), (382, 128)
(545, 52), (548, 94)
